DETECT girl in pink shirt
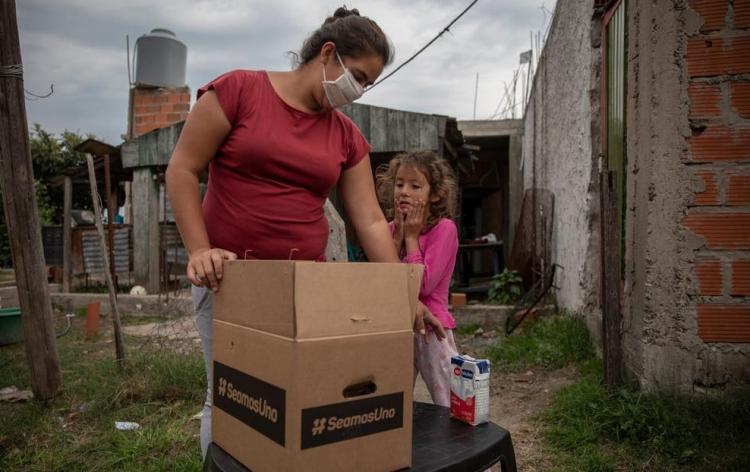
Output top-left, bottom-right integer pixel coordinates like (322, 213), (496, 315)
(377, 150), (459, 407)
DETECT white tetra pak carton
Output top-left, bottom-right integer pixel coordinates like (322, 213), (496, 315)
(450, 355), (490, 426)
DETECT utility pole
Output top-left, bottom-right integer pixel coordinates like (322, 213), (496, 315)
(0, 0), (62, 399)
(472, 72), (479, 120)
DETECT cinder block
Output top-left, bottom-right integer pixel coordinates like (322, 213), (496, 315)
(695, 258), (724, 295)
(697, 303), (750, 342)
(687, 0), (727, 32)
(694, 170), (720, 205)
(731, 259), (750, 296)
(688, 126), (750, 162)
(688, 36), (750, 77)
(726, 171), (750, 205)
(683, 211), (750, 249)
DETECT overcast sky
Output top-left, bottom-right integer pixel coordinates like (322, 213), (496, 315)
(17, 0), (555, 144)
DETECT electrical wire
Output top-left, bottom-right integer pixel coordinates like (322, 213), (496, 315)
(0, 64), (54, 100)
(368, 0), (481, 90)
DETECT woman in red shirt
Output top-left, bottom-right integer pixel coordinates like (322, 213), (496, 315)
(166, 7), (444, 456)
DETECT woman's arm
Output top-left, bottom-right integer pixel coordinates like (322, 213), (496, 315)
(165, 91), (236, 291)
(338, 155), (399, 263)
(339, 159), (446, 340)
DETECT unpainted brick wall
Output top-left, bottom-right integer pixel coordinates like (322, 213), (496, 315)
(685, 0), (750, 342)
(131, 87), (191, 137)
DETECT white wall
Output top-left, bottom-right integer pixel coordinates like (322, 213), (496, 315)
(521, 0), (601, 320)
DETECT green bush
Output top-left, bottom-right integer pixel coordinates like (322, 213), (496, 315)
(487, 269), (523, 305)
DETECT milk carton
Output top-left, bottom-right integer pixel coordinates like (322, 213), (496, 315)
(450, 355), (490, 426)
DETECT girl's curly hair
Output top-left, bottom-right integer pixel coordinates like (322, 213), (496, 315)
(375, 150), (458, 227)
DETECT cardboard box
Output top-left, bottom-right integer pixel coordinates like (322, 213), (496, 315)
(212, 260), (422, 472)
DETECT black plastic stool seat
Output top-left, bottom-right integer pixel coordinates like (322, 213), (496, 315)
(204, 402), (517, 472)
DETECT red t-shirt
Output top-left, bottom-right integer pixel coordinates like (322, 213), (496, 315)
(197, 70), (370, 260)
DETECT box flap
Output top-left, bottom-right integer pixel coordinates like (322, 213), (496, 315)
(293, 263), (422, 339)
(214, 260), (295, 337)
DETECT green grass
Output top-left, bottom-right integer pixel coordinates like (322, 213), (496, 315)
(542, 361), (750, 471)
(120, 314), (172, 326)
(0, 269), (15, 283)
(0, 322), (205, 471)
(453, 323), (482, 336)
(485, 313), (596, 371)
(484, 313), (750, 471)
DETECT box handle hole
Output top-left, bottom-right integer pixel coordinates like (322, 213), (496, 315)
(343, 379), (377, 398)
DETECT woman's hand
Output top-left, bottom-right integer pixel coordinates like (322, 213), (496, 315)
(188, 248), (238, 292)
(404, 201), (425, 241)
(414, 301), (446, 342)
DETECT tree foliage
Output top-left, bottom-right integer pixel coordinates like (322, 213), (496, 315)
(0, 124), (93, 267)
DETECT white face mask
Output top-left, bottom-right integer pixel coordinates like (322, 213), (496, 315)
(322, 50), (364, 108)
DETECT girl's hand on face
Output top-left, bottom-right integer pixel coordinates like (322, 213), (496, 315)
(393, 206), (405, 251)
(404, 200), (425, 240)
(187, 247), (238, 292)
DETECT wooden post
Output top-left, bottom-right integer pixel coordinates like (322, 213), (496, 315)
(601, 171), (623, 386)
(132, 168), (160, 293)
(62, 175), (72, 292)
(0, 0), (62, 399)
(86, 155), (125, 364)
(103, 153), (117, 287)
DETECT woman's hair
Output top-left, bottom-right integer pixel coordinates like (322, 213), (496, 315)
(295, 6), (393, 66)
(376, 150), (458, 227)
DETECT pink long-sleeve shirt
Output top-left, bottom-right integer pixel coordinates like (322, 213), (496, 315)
(390, 218), (458, 329)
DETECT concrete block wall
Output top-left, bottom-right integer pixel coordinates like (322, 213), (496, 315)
(131, 86), (191, 137)
(684, 0), (750, 343)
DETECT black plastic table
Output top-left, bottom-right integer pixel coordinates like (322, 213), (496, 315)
(204, 402), (517, 472)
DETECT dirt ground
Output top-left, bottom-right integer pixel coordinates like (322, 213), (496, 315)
(415, 331), (579, 471)
(123, 316), (579, 471)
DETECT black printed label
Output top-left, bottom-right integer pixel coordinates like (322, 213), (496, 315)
(300, 392), (404, 450)
(213, 361), (286, 446)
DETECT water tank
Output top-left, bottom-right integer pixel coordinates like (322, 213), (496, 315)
(134, 28), (187, 87)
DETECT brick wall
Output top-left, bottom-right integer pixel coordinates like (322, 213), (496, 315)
(130, 86), (190, 137)
(686, 0), (750, 343)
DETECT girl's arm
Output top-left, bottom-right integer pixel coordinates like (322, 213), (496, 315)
(165, 91), (236, 291)
(403, 219), (458, 297)
(339, 155), (399, 263)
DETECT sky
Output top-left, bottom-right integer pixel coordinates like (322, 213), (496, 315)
(17, 0), (555, 144)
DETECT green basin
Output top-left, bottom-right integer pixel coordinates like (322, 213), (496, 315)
(0, 307), (22, 346)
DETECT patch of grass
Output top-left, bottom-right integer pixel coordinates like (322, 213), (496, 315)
(485, 313), (595, 371)
(0, 322), (204, 471)
(0, 269), (15, 283)
(454, 323), (482, 336)
(542, 363), (750, 471)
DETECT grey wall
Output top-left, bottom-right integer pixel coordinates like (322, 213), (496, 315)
(522, 0), (602, 341)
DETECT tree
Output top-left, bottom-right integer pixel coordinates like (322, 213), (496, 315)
(0, 125), (93, 267)
(29, 124), (92, 224)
